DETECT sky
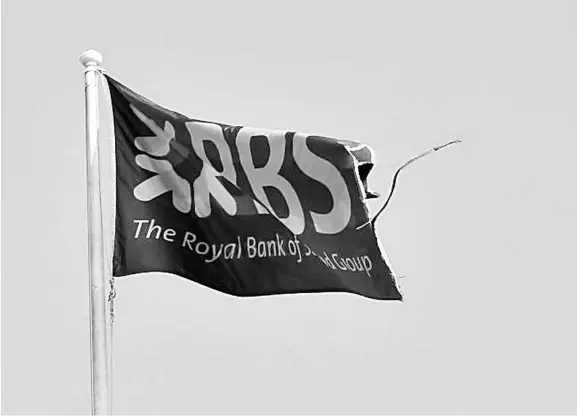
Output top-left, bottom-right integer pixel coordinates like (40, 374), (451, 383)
(2, 0), (577, 414)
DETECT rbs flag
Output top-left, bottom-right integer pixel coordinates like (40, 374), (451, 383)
(107, 75), (402, 300)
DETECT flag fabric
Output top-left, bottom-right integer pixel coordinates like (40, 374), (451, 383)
(106, 75), (402, 300)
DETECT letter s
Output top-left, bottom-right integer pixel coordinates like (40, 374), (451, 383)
(293, 133), (351, 234)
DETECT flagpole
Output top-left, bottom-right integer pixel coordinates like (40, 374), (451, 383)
(80, 49), (110, 415)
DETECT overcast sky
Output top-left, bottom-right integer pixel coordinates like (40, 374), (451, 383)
(2, 0), (577, 414)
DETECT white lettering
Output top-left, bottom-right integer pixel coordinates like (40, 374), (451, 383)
(266, 240), (277, 257)
(275, 234), (286, 256)
(130, 105), (175, 157)
(196, 241), (210, 255)
(293, 236), (302, 263)
(133, 155), (192, 213)
(205, 244), (224, 263)
(145, 219), (163, 239)
(237, 128), (305, 235)
(332, 253), (348, 271)
(163, 228), (176, 242)
(224, 243), (236, 260)
(182, 231), (197, 249)
(133, 219), (149, 238)
(345, 258), (357, 271)
(362, 256), (372, 277)
(293, 133), (351, 234)
(246, 236), (257, 258)
(186, 121), (237, 218)
(288, 239), (297, 255)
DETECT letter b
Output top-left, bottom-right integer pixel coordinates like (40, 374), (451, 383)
(237, 128), (305, 235)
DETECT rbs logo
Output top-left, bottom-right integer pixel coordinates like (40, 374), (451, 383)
(130, 105), (355, 236)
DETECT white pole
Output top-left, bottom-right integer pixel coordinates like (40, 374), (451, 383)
(79, 49), (110, 416)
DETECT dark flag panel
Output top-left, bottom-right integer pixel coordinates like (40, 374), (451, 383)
(106, 75), (402, 300)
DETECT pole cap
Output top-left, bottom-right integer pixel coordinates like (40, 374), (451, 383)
(79, 50), (103, 68)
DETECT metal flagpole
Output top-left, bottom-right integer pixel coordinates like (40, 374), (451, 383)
(79, 49), (110, 415)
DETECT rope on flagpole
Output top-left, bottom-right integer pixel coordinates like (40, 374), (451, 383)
(95, 68), (117, 325)
(356, 140), (462, 230)
(96, 69), (118, 415)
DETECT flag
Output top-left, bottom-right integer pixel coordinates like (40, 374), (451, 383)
(106, 75), (402, 300)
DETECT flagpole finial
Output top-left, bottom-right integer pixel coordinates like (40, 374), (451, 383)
(79, 50), (103, 68)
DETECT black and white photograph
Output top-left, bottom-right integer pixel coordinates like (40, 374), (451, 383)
(2, 1), (576, 414)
